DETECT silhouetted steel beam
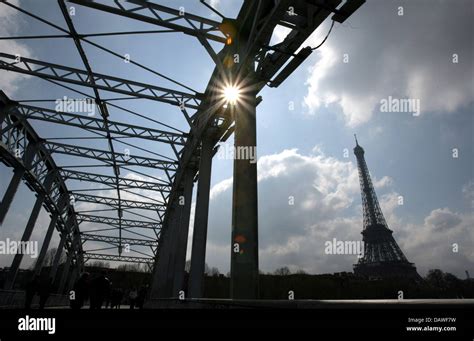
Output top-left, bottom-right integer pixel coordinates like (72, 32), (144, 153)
(71, 192), (165, 211)
(0, 53), (202, 109)
(60, 169), (171, 192)
(256, 0), (341, 90)
(188, 133), (214, 298)
(44, 141), (178, 171)
(84, 252), (153, 264)
(15, 104), (187, 145)
(4, 171), (56, 289)
(81, 233), (158, 247)
(68, 0), (226, 44)
(0, 95), (82, 262)
(76, 214), (160, 229)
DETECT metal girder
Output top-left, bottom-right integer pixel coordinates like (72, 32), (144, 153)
(44, 141), (178, 171)
(255, 0), (343, 90)
(77, 213), (160, 229)
(60, 169), (171, 192)
(81, 233), (158, 247)
(0, 94), (82, 258)
(0, 53), (202, 109)
(84, 252), (153, 264)
(71, 192), (165, 211)
(14, 104), (187, 145)
(68, 0), (226, 44)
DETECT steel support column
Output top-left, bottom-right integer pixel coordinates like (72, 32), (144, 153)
(33, 212), (59, 276)
(0, 142), (37, 225)
(58, 253), (73, 294)
(230, 66), (259, 299)
(49, 232), (66, 284)
(66, 264), (79, 293)
(171, 167), (194, 297)
(34, 193), (67, 276)
(4, 172), (56, 289)
(188, 134), (214, 298)
(150, 203), (180, 298)
(0, 170), (23, 225)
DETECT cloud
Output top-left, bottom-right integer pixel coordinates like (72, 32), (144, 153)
(462, 180), (474, 209)
(206, 147), (473, 277)
(207, 147), (388, 273)
(424, 207), (462, 231)
(303, 0), (474, 126)
(0, 0), (33, 95)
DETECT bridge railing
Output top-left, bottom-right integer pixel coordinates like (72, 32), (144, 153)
(0, 289), (69, 309)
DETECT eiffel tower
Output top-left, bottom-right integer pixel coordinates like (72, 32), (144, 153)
(353, 136), (420, 279)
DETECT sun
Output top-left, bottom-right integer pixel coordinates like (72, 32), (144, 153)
(223, 85), (241, 106)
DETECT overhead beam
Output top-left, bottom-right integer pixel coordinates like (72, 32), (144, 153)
(77, 214), (160, 229)
(60, 169), (171, 192)
(0, 53), (202, 109)
(81, 233), (158, 247)
(14, 104), (187, 145)
(68, 0), (226, 44)
(71, 192), (165, 211)
(44, 141), (178, 171)
(84, 252), (153, 265)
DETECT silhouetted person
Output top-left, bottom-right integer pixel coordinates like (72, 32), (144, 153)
(90, 271), (110, 309)
(110, 288), (123, 309)
(136, 286), (147, 309)
(71, 272), (90, 309)
(38, 278), (52, 309)
(104, 281), (112, 308)
(129, 288), (138, 309)
(24, 275), (40, 309)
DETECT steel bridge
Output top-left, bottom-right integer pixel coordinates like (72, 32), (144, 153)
(0, 0), (364, 299)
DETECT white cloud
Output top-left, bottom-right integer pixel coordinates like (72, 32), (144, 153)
(303, 1), (474, 127)
(424, 207), (462, 231)
(0, 0), (33, 96)
(462, 180), (474, 209)
(206, 147), (473, 277)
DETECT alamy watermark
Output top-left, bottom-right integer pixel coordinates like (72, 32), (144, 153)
(325, 238), (364, 257)
(380, 96), (420, 116)
(0, 238), (38, 258)
(55, 96), (95, 116)
(216, 143), (257, 164)
(18, 315), (55, 334)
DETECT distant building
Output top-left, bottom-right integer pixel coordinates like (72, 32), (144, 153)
(352, 136), (421, 280)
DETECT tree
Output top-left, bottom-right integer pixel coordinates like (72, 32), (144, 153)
(31, 247), (66, 270)
(209, 267), (220, 277)
(185, 260), (211, 275)
(88, 261), (110, 268)
(426, 269), (445, 288)
(117, 263), (145, 272)
(274, 266), (291, 276)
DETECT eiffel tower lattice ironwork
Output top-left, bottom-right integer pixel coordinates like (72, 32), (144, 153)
(353, 135), (420, 279)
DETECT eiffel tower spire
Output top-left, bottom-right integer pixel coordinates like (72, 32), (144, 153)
(353, 136), (420, 279)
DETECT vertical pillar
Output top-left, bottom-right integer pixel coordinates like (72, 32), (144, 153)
(49, 233), (66, 284)
(163, 208), (181, 296)
(34, 212), (59, 275)
(230, 64), (259, 299)
(4, 172), (56, 289)
(0, 142), (37, 225)
(34, 193), (67, 276)
(58, 253), (73, 294)
(66, 264), (79, 293)
(150, 203), (180, 298)
(0, 170), (23, 225)
(171, 168), (194, 296)
(188, 134), (214, 298)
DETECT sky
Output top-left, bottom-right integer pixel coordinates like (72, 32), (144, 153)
(0, 0), (473, 279)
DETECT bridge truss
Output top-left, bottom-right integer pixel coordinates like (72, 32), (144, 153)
(0, 0), (363, 298)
